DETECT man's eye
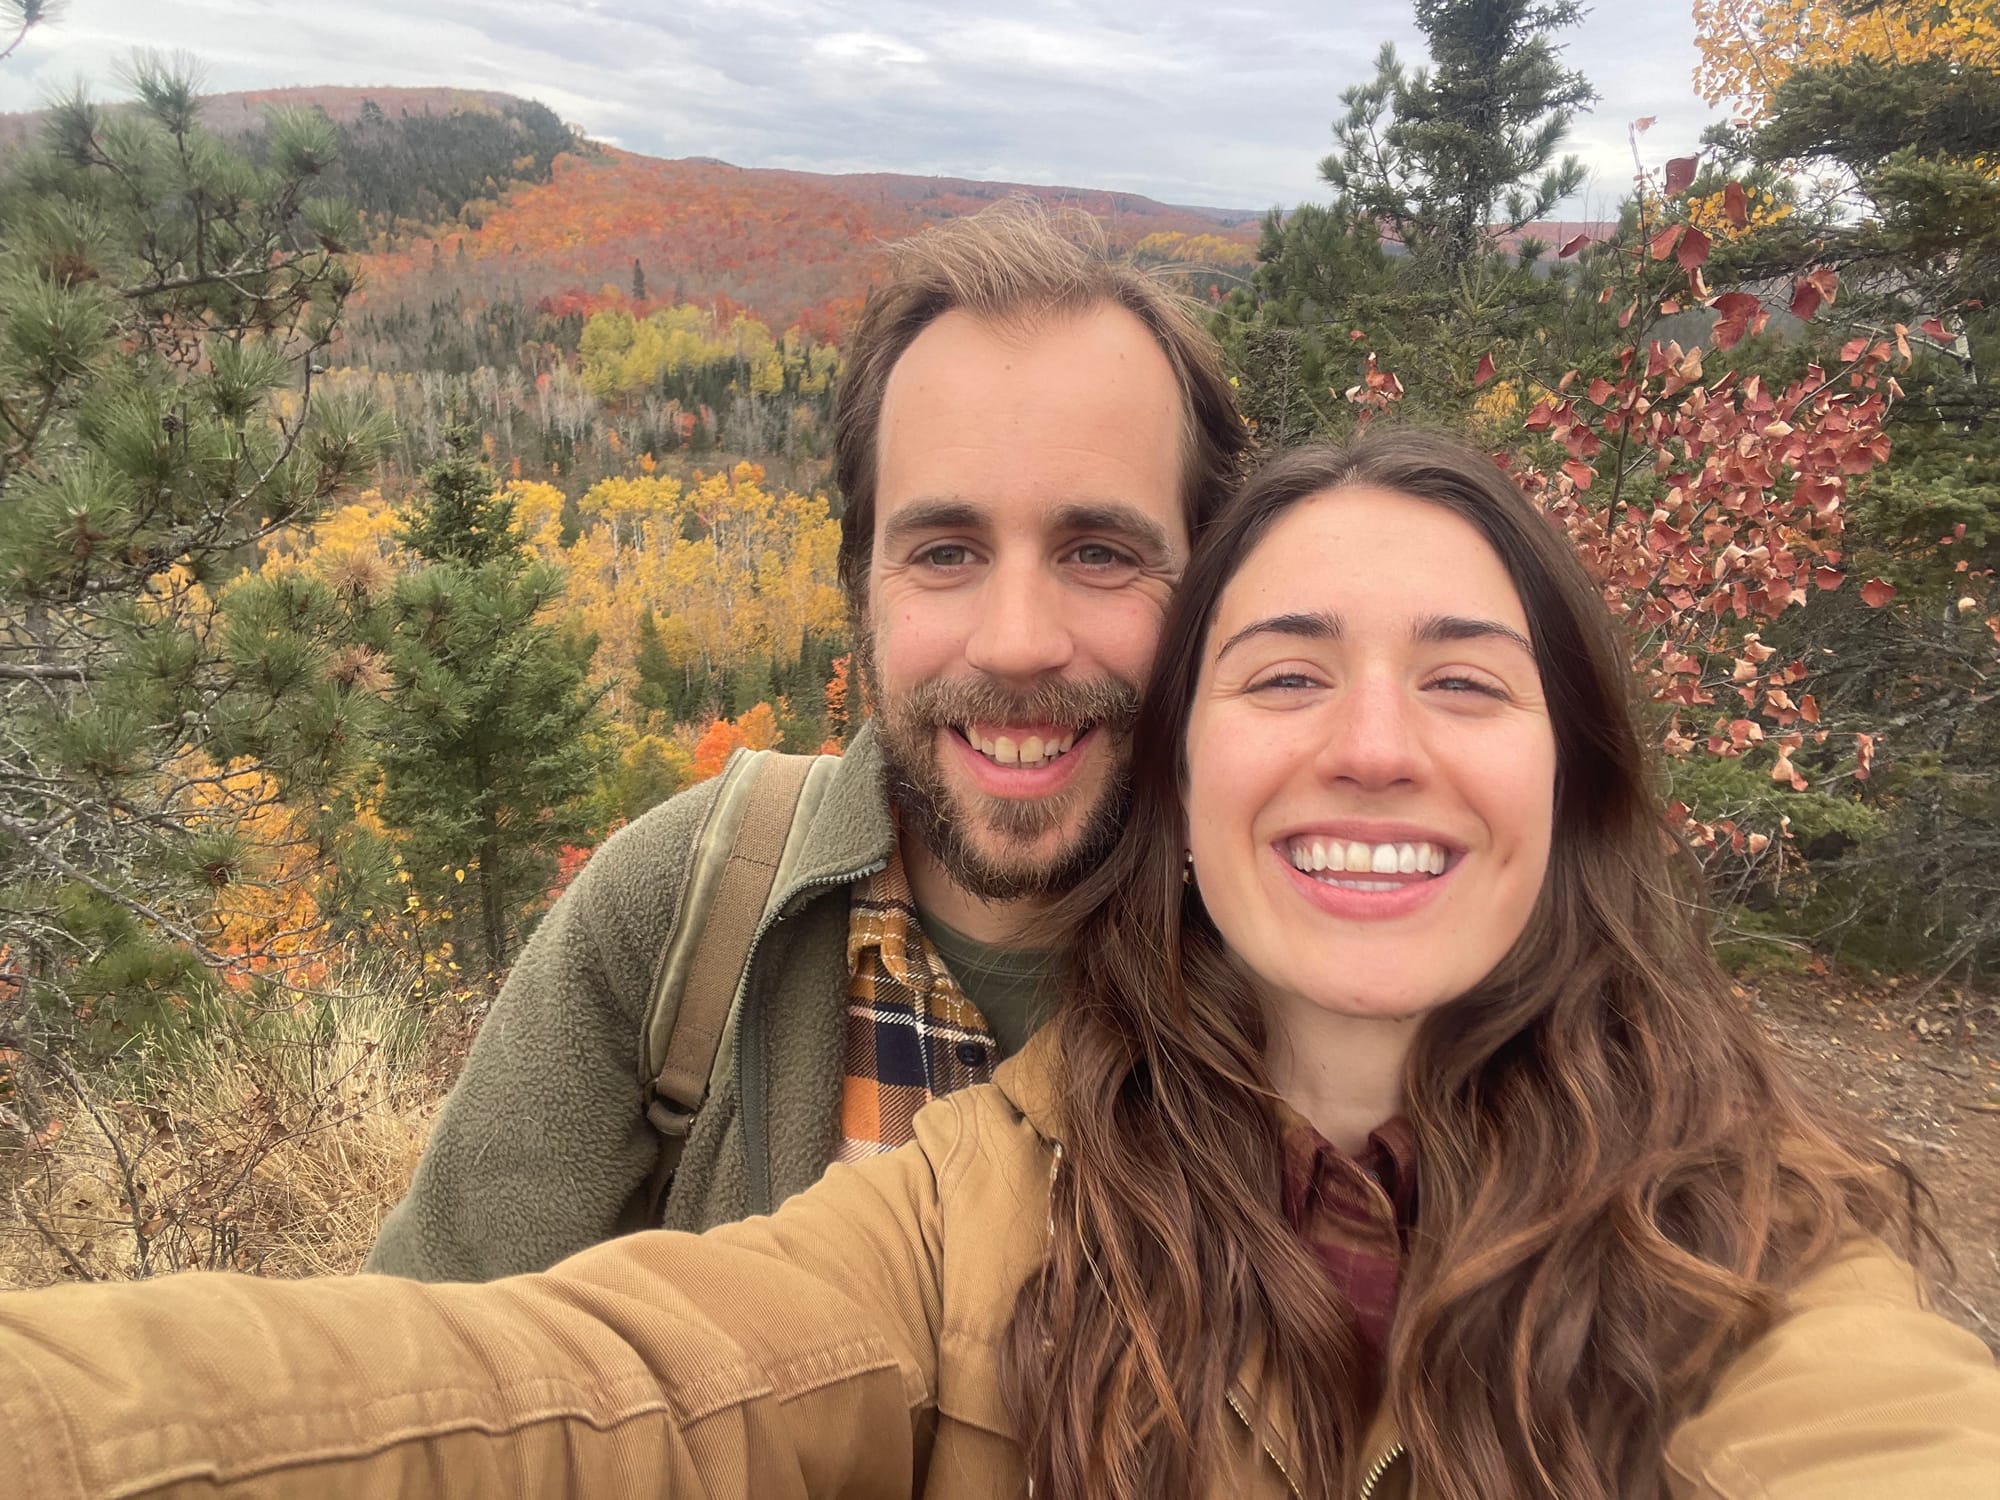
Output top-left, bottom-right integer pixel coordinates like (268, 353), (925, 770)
(1070, 543), (1133, 568)
(919, 544), (975, 568)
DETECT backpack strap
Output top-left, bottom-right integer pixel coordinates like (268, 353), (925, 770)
(625, 748), (827, 1229)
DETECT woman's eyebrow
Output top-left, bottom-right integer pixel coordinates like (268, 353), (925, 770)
(1414, 613), (1536, 658)
(1214, 610), (1342, 662)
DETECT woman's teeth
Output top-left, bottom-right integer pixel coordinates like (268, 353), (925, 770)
(966, 729), (1078, 768)
(1285, 837), (1447, 878)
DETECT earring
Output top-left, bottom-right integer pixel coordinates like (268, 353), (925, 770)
(1182, 850), (1194, 886)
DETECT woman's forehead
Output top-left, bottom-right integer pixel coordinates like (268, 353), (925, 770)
(1212, 486), (1529, 636)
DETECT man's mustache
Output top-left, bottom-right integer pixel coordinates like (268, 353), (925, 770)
(889, 675), (1141, 732)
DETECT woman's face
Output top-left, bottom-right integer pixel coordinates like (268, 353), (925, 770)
(1183, 485), (1557, 1027)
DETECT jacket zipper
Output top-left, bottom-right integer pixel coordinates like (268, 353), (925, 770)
(1358, 1440), (1406, 1500)
(1224, 1387), (1405, 1500)
(1226, 1387), (1304, 1499)
(738, 860), (885, 1214)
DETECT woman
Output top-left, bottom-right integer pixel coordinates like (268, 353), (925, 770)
(2, 435), (1995, 1500)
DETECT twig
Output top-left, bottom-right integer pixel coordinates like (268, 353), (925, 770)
(1940, 1284), (1998, 1343)
(19, 1204), (100, 1283)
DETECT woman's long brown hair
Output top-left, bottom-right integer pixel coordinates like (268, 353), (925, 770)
(998, 433), (1935, 1500)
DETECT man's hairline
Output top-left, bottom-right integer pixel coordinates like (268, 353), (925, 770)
(854, 293), (1201, 620)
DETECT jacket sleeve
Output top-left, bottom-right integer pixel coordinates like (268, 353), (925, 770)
(1665, 1238), (2000, 1498)
(0, 1087), (963, 1500)
(365, 782), (721, 1282)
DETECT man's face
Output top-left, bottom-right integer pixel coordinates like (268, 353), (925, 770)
(863, 303), (1189, 902)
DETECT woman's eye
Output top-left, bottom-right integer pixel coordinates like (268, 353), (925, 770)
(1429, 674), (1506, 698)
(1249, 671), (1323, 693)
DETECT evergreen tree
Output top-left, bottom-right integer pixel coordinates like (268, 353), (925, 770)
(1221, 0), (1597, 438)
(0, 57), (387, 1050)
(631, 257), (647, 302)
(631, 608), (675, 721)
(374, 424), (608, 974)
(1321, 1), (1596, 276)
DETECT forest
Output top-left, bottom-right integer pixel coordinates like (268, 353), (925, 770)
(0, 0), (1996, 1314)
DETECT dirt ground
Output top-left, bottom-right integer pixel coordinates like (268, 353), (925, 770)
(1752, 970), (2000, 1353)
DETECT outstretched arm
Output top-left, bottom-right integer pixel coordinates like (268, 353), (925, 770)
(0, 1089), (956, 1500)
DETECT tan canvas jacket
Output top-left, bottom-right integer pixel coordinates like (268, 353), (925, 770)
(3, 1034), (1998, 1500)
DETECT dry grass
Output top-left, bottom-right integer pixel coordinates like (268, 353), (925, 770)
(1, 974), (462, 1287)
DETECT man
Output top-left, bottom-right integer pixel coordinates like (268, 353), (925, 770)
(366, 203), (1250, 1280)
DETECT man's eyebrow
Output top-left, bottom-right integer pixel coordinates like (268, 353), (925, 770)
(879, 499), (987, 551)
(1214, 610), (1342, 662)
(1414, 613), (1536, 658)
(1050, 502), (1177, 560)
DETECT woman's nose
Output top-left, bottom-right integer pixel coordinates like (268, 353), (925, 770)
(1312, 675), (1424, 789)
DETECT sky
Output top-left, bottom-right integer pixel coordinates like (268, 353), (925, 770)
(0, 1), (1717, 217)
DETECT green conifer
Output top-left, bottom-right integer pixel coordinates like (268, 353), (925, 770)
(374, 423), (608, 973)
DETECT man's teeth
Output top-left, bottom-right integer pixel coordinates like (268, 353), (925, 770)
(1285, 838), (1448, 878)
(968, 729), (1078, 768)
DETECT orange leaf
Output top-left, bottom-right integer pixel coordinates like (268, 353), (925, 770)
(1649, 225), (1684, 261)
(1813, 567), (1844, 590)
(1473, 351), (1497, 386)
(1722, 181), (1749, 228)
(1920, 316), (1948, 342)
(1860, 577), (1897, 608)
(1634, 116), (1657, 132)
(1558, 232), (1590, 258)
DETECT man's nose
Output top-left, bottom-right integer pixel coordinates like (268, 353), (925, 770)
(1312, 674), (1425, 790)
(963, 557), (1076, 682)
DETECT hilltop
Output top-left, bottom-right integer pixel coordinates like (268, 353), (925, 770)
(1, 84), (1261, 343)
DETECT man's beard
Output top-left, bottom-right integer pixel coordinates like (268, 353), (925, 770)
(859, 637), (1141, 904)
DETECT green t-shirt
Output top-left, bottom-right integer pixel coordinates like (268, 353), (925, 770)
(919, 914), (1058, 1058)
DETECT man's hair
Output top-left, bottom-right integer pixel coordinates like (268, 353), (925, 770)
(831, 200), (1250, 614)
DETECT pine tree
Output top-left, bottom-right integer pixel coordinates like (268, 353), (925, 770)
(1320, 1), (1596, 275)
(374, 423), (608, 973)
(631, 256), (647, 302)
(0, 57), (387, 1049)
(631, 608), (676, 721)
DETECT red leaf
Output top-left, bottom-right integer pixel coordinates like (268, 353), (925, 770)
(1790, 281), (1823, 320)
(1617, 298), (1639, 329)
(1860, 578), (1897, 608)
(1562, 460), (1597, 490)
(1649, 225), (1684, 261)
(1722, 181), (1749, 228)
(1813, 566), (1845, 591)
(1557, 232), (1591, 258)
(1634, 116), (1657, 132)
(1664, 156), (1699, 196)
(1920, 316), (1949, 342)
(1680, 226), (1712, 274)
(1473, 351), (1497, 387)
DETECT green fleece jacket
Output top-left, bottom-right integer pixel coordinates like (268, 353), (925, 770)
(364, 725), (896, 1282)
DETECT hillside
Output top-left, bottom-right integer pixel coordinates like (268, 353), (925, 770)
(1, 84), (1261, 347)
(351, 144), (1263, 348)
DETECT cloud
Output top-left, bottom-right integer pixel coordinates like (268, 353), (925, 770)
(0, 0), (1718, 211)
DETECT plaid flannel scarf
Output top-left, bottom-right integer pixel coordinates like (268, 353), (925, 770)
(835, 849), (999, 1162)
